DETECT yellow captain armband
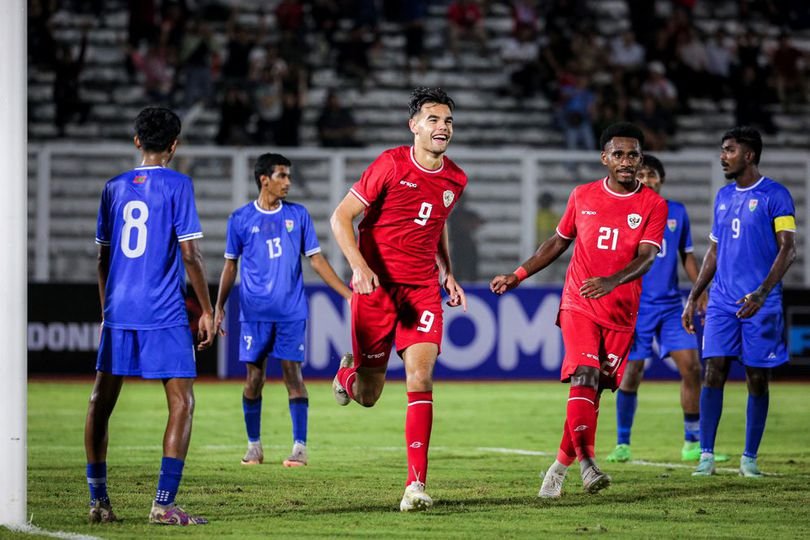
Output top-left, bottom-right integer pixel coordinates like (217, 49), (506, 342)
(774, 215), (796, 233)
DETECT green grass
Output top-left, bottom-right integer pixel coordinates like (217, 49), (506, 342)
(11, 379), (810, 538)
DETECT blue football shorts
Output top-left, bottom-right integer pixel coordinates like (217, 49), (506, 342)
(96, 325), (197, 379)
(239, 320), (306, 364)
(701, 303), (788, 368)
(629, 301), (698, 361)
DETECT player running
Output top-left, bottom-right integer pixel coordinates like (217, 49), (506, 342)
(683, 127), (796, 477)
(330, 87), (467, 512)
(606, 154), (708, 463)
(491, 122), (667, 498)
(214, 152), (351, 468)
(85, 107), (214, 525)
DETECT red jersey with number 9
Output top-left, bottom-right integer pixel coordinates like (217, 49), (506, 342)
(350, 146), (468, 285)
(556, 177), (667, 331)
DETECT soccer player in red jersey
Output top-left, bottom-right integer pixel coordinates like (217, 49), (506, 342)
(491, 122), (667, 497)
(330, 87), (467, 512)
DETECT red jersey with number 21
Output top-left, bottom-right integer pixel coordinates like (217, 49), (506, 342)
(350, 146), (467, 285)
(556, 177), (667, 331)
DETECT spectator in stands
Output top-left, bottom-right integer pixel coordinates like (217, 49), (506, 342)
(317, 90), (363, 147)
(222, 21), (256, 83)
(510, 0), (539, 34)
(403, 0), (429, 77)
(545, 0), (590, 34)
(179, 19), (215, 110)
(216, 85), (254, 146)
(500, 24), (540, 99)
(447, 0), (488, 59)
(705, 28), (734, 101)
(275, 0), (305, 37)
(249, 43), (288, 83)
(734, 65), (777, 134)
(53, 28), (91, 137)
(641, 61), (678, 112)
(337, 26), (372, 89)
(276, 69), (306, 146)
(311, 0), (340, 54)
(632, 95), (670, 151)
(610, 30), (646, 72)
(254, 66), (284, 144)
(537, 27), (572, 99)
(556, 71), (596, 150)
(771, 33), (807, 110)
(127, 0), (158, 51)
(625, 0), (657, 51)
(449, 200), (483, 282)
(673, 27), (710, 105)
(160, 0), (188, 52)
(736, 29), (763, 72)
(29, 0), (57, 69)
(130, 41), (173, 105)
(570, 27), (605, 76)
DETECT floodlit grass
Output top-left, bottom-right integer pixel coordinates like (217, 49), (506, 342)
(13, 379), (810, 538)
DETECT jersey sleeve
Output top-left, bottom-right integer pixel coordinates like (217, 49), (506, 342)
(95, 185), (111, 246)
(174, 177), (204, 242)
(640, 197), (667, 250)
(556, 187), (578, 240)
(679, 205), (694, 253)
(224, 213), (241, 259)
(769, 185), (797, 233)
(709, 191), (721, 243)
(300, 207), (321, 257)
(350, 152), (397, 207)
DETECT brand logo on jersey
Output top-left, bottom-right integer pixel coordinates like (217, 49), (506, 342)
(749, 199), (758, 212)
(719, 204), (727, 210)
(285, 219), (294, 232)
(400, 180), (418, 188)
(581, 210), (597, 215)
(627, 213), (642, 229)
(667, 219), (677, 232)
(251, 226), (260, 234)
(133, 175), (147, 184)
(443, 190), (454, 207)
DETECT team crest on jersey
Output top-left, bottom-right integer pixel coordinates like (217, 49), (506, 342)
(443, 190), (454, 207)
(627, 213), (642, 229)
(667, 219), (677, 232)
(133, 175), (147, 184)
(285, 219), (294, 232)
(749, 199), (758, 212)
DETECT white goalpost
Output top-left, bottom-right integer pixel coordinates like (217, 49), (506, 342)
(0, 0), (28, 528)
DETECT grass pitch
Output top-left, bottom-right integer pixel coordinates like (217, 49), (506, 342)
(12, 379), (810, 538)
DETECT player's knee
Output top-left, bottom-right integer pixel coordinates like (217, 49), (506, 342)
(702, 358), (727, 388)
(245, 373), (266, 395)
(621, 362), (644, 391)
(570, 366), (600, 389)
(746, 368), (770, 396)
(355, 390), (381, 408)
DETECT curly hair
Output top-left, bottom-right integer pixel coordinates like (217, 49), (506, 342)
(134, 107), (181, 152)
(599, 122), (645, 150)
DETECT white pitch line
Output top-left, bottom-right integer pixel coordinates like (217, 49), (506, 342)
(3, 523), (102, 540)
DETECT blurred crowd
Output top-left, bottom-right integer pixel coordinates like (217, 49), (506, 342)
(28, 0), (810, 149)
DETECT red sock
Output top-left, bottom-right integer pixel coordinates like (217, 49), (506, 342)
(405, 391), (433, 486)
(337, 367), (357, 400)
(556, 420), (577, 467)
(567, 385), (598, 462)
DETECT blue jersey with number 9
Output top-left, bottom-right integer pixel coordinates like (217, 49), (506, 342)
(95, 165), (203, 329)
(709, 176), (795, 311)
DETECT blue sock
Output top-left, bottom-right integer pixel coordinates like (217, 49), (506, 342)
(616, 390), (637, 445)
(699, 387), (724, 454)
(684, 413), (700, 443)
(155, 457), (184, 506)
(289, 397), (309, 445)
(243, 394), (262, 443)
(86, 462), (109, 505)
(744, 393), (769, 458)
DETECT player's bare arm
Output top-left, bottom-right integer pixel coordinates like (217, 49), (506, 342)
(96, 244), (110, 317)
(490, 233), (571, 295)
(681, 250), (708, 312)
(437, 224), (467, 310)
(330, 192), (380, 294)
(682, 241), (718, 333)
(736, 229), (796, 319)
(580, 242), (659, 299)
(310, 252), (353, 301)
(213, 258), (238, 336)
(181, 239), (215, 349)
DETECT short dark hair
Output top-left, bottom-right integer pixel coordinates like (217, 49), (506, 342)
(134, 107), (181, 152)
(254, 153), (292, 190)
(640, 154), (665, 182)
(722, 126), (763, 165)
(408, 87), (455, 118)
(599, 122), (645, 150)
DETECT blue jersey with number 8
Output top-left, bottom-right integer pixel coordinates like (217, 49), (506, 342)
(95, 165), (203, 329)
(709, 176), (795, 311)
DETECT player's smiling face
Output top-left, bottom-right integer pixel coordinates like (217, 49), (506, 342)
(720, 139), (748, 179)
(262, 165), (291, 200)
(601, 137), (642, 187)
(409, 102), (453, 155)
(637, 166), (662, 194)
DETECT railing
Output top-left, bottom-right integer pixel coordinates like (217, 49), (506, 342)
(27, 143), (810, 287)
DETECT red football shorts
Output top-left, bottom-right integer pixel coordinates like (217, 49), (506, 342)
(559, 309), (634, 390)
(351, 283), (443, 368)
